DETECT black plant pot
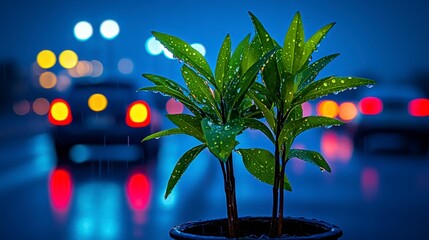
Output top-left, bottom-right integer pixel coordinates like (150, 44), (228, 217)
(170, 217), (342, 239)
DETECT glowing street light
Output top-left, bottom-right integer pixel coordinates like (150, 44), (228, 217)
(100, 20), (120, 40)
(74, 21), (93, 41)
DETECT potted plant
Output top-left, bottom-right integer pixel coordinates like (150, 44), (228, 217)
(140, 11), (375, 239)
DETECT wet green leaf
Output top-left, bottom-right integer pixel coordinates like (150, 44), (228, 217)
(293, 77), (376, 106)
(226, 48), (278, 118)
(165, 144), (206, 199)
(279, 116), (344, 148)
(299, 22), (335, 68)
(224, 35), (250, 92)
(181, 65), (220, 118)
(215, 34), (231, 91)
(138, 86), (202, 117)
(282, 12), (304, 74)
(142, 74), (186, 93)
(289, 149), (331, 172)
(142, 128), (184, 142)
(296, 53), (340, 91)
(285, 104), (302, 123)
(248, 91), (275, 131)
(241, 118), (275, 143)
(202, 118), (244, 162)
(166, 114), (205, 142)
(152, 31), (215, 85)
(248, 11), (281, 102)
(238, 148), (291, 191)
(241, 34), (262, 73)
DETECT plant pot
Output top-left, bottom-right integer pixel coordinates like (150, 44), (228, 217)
(170, 217), (343, 239)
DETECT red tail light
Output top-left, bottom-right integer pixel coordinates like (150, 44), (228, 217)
(126, 173), (151, 211)
(49, 169), (73, 213)
(408, 98), (429, 117)
(49, 98), (72, 125)
(358, 97), (383, 115)
(126, 100), (151, 127)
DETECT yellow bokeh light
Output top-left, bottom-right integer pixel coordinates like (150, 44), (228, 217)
(39, 71), (57, 89)
(37, 50), (56, 69)
(317, 100), (339, 118)
(59, 50), (78, 69)
(339, 102), (358, 121)
(130, 103), (148, 123)
(51, 102), (69, 121)
(88, 93), (108, 112)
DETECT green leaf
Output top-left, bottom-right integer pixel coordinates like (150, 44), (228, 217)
(251, 82), (273, 107)
(226, 48), (278, 117)
(241, 33), (262, 73)
(215, 34), (231, 91)
(286, 104), (303, 123)
(165, 144), (206, 199)
(138, 86), (202, 117)
(241, 118), (275, 143)
(293, 77), (376, 106)
(225, 34), (250, 91)
(248, 91), (276, 131)
(279, 116), (344, 148)
(238, 148), (291, 191)
(142, 128), (184, 142)
(142, 74), (186, 93)
(283, 12), (305, 74)
(296, 53), (340, 91)
(279, 62), (295, 108)
(166, 114), (205, 142)
(248, 11), (281, 102)
(152, 31), (215, 85)
(299, 22), (336, 68)
(202, 118), (244, 162)
(181, 65), (220, 118)
(289, 149), (331, 172)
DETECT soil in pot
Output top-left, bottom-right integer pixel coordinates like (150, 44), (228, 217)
(170, 217), (343, 239)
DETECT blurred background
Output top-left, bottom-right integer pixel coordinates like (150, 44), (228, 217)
(1, 0), (429, 239)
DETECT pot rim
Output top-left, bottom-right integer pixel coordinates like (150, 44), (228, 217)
(170, 216), (343, 239)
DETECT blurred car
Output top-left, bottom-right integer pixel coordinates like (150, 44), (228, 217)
(48, 77), (161, 164)
(351, 83), (429, 155)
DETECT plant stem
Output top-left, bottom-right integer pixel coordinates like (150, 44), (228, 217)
(278, 147), (287, 235)
(220, 156), (239, 237)
(270, 111), (283, 237)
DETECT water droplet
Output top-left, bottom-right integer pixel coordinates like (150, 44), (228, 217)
(325, 125), (332, 129)
(323, 83), (328, 87)
(320, 167), (326, 172)
(366, 84), (374, 88)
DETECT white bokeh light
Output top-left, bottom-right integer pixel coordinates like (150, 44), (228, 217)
(191, 43), (206, 56)
(74, 21), (93, 41)
(145, 36), (164, 55)
(100, 20), (120, 40)
(163, 49), (174, 59)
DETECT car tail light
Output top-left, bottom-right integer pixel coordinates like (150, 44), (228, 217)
(126, 100), (151, 127)
(49, 169), (73, 212)
(358, 97), (383, 115)
(126, 172), (151, 211)
(408, 98), (429, 117)
(49, 98), (72, 125)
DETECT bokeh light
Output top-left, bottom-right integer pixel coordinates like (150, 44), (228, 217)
(39, 71), (57, 89)
(191, 43), (206, 56)
(74, 21), (93, 41)
(56, 74), (71, 92)
(49, 99), (72, 125)
(88, 93), (108, 112)
(317, 100), (339, 118)
(408, 98), (429, 117)
(361, 167), (379, 201)
(166, 98), (184, 114)
(339, 102), (358, 121)
(126, 172), (151, 211)
(68, 60), (93, 78)
(302, 102), (312, 117)
(163, 49), (174, 59)
(13, 100), (31, 116)
(90, 60), (103, 77)
(49, 168), (73, 213)
(59, 50), (78, 69)
(33, 98), (50, 115)
(100, 19), (120, 40)
(126, 100), (150, 127)
(145, 36), (164, 55)
(37, 50), (56, 69)
(359, 97), (383, 115)
(118, 58), (134, 74)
